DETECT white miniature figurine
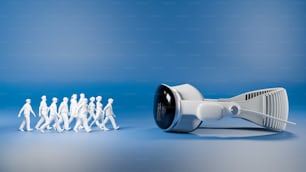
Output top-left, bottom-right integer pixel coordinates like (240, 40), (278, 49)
(57, 97), (70, 131)
(100, 98), (119, 131)
(76, 93), (85, 129)
(87, 97), (96, 122)
(78, 93), (85, 106)
(68, 94), (78, 125)
(39, 97), (63, 133)
(35, 95), (49, 130)
(18, 99), (36, 132)
(73, 98), (91, 133)
(90, 96), (104, 128)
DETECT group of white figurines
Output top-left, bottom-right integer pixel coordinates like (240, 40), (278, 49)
(17, 93), (119, 133)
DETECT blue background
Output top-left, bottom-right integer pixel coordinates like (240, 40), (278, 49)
(0, 0), (305, 172)
(0, 0), (305, 110)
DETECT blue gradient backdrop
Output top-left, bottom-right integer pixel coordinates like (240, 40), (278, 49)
(0, 0), (305, 172)
(0, 0), (305, 110)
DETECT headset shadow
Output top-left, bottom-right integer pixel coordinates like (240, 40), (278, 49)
(190, 127), (297, 141)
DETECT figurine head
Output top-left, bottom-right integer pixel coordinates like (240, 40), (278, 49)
(71, 94), (77, 99)
(90, 97), (95, 102)
(41, 95), (46, 100)
(80, 93), (85, 99)
(63, 97), (68, 102)
(96, 96), (102, 101)
(26, 99), (31, 103)
(52, 97), (58, 103)
(108, 98), (114, 104)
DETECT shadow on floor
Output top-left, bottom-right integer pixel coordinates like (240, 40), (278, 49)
(190, 127), (297, 141)
(144, 127), (297, 141)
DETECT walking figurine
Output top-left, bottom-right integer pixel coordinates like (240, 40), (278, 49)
(73, 98), (91, 133)
(100, 98), (119, 131)
(35, 95), (49, 130)
(39, 97), (63, 133)
(68, 94), (78, 125)
(87, 97), (96, 122)
(76, 93), (85, 129)
(18, 99), (36, 132)
(57, 97), (70, 131)
(90, 96), (104, 128)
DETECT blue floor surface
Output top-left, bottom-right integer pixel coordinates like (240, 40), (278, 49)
(0, 109), (305, 172)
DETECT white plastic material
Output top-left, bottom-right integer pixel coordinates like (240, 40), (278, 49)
(160, 84), (295, 132)
(100, 98), (119, 131)
(216, 87), (296, 131)
(35, 96), (49, 130)
(73, 98), (91, 133)
(39, 97), (64, 133)
(89, 96), (104, 128)
(58, 97), (70, 131)
(68, 94), (78, 125)
(18, 99), (36, 132)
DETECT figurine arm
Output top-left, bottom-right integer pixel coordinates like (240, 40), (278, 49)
(50, 105), (59, 118)
(30, 106), (36, 117)
(18, 105), (25, 118)
(76, 103), (83, 115)
(58, 104), (63, 114)
(111, 107), (116, 117)
(55, 107), (60, 118)
(102, 104), (108, 115)
(69, 105), (72, 114)
(38, 105), (42, 117)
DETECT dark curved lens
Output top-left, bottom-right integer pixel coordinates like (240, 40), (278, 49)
(153, 85), (176, 129)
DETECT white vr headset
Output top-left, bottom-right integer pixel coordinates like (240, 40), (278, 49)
(153, 84), (295, 133)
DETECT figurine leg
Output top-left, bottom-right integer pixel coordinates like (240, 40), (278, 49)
(56, 125), (64, 133)
(87, 114), (93, 123)
(101, 117), (110, 131)
(43, 114), (51, 130)
(100, 117), (107, 127)
(73, 118), (81, 132)
(39, 116), (53, 132)
(68, 116), (74, 125)
(25, 115), (32, 131)
(109, 116), (119, 130)
(81, 116), (91, 133)
(101, 113), (105, 126)
(62, 114), (70, 130)
(35, 117), (45, 129)
(19, 119), (26, 131)
(93, 113), (101, 127)
(95, 120), (100, 127)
